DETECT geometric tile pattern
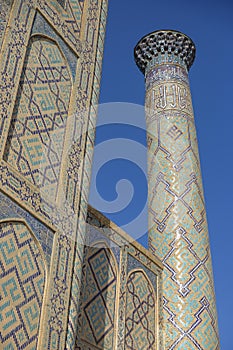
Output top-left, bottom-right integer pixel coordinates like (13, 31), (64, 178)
(145, 60), (220, 348)
(65, 0), (109, 347)
(0, 0), (13, 52)
(38, 0), (85, 48)
(32, 12), (78, 81)
(125, 270), (156, 350)
(0, 221), (45, 349)
(127, 254), (157, 297)
(80, 245), (117, 349)
(42, 0), (85, 38)
(56, 0), (66, 7)
(84, 206), (164, 350)
(54, 0), (85, 34)
(46, 233), (72, 349)
(0, 191), (54, 267)
(0, 0), (108, 349)
(4, 36), (72, 201)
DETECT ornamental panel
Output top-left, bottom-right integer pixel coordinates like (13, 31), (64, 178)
(125, 270), (156, 350)
(4, 36), (73, 201)
(80, 244), (117, 349)
(0, 221), (46, 349)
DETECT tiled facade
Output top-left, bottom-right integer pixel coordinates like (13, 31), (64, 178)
(0, 0), (108, 349)
(76, 206), (163, 350)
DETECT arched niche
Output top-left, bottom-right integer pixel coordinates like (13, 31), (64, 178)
(80, 241), (118, 350)
(0, 220), (46, 349)
(125, 269), (157, 350)
(4, 35), (73, 201)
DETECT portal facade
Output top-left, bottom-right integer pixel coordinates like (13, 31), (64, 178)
(0, 0), (108, 349)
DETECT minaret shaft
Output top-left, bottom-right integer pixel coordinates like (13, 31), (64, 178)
(135, 31), (219, 349)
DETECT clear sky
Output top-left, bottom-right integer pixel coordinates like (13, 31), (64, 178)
(89, 0), (233, 348)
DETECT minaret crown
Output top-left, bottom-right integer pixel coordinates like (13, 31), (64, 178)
(134, 30), (196, 74)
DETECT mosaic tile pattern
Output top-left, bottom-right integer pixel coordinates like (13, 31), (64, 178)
(65, 1), (109, 347)
(77, 206), (164, 350)
(0, 0), (13, 52)
(0, 221), (45, 349)
(0, 0), (109, 349)
(4, 36), (72, 201)
(80, 245), (117, 349)
(46, 233), (72, 349)
(135, 31), (219, 349)
(127, 253), (157, 293)
(0, 0), (87, 226)
(41, 0), (85, 37)
(57, 0), (66, 8)
(0, 191), (54, 267)
(125, 270), (156, 350)
(32, 12), (78, 80)
(60, 0), (85, 33)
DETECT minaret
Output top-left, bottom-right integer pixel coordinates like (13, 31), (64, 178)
(134, 30), (219, 349)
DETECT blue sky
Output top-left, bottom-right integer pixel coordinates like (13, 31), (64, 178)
(89, 0), (233, 348)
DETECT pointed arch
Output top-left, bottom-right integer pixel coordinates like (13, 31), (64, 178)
(3, 35), (73, 202)
(0, 219), (46, 349)
(79, 240), (118, 350)
(125, 269), (157, 350)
